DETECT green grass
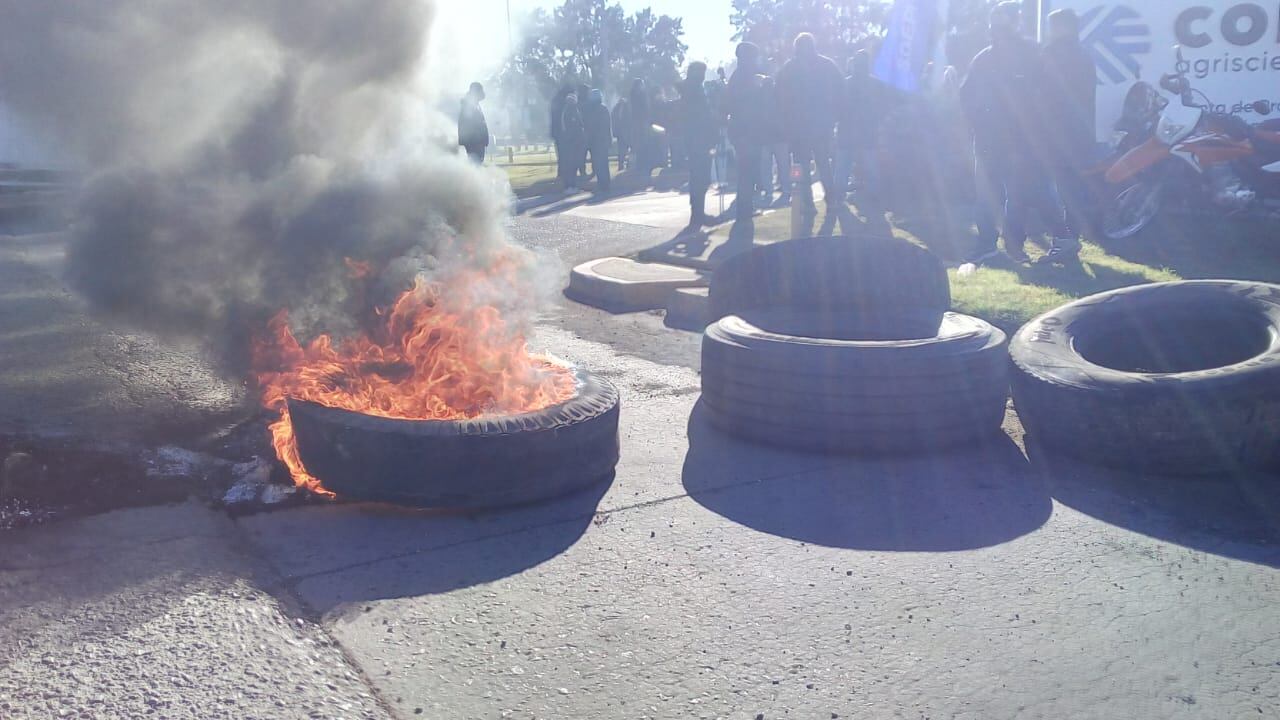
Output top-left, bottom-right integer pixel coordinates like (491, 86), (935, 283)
(947, 243), (1178, 331)
(709, 200), (1280, 334)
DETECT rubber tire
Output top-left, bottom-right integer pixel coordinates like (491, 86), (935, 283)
(288, 369), (620, 508)
(1010, 281), (1280, 475)
(708, 235), (950, 324)
(701, 310), (1009, 453)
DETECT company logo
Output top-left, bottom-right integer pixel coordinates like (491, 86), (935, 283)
(1080, 5), (1153, 84)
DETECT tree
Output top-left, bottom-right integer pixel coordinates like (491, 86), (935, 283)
(493, 0), (687, 140)
(729, 0), (1009, 72)
(730, 0), (891, 68)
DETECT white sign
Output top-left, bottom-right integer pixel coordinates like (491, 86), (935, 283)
(1041, 1), (1280, 140)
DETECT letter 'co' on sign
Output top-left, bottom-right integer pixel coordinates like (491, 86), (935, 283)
(1175, 3), (1280, 48)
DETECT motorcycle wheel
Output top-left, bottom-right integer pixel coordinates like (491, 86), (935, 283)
(1103, 181), (1162, 240)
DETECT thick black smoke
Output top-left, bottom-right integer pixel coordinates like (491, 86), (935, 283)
(0, 0), (535, 369)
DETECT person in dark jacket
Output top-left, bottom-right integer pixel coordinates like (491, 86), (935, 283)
(629, 79), (652, 176)
(1039, 8), (1097, 264)
(835, 50), (893, 202)
(760, 60), (792, 207)
(612, 97), (632, 170)
(560, 92), (587, 191)
(576, 84), (593, 180)
(551, 86), (573, 189)
(583, 88), (614, 196)
(458, 82), (489, 164)
(726, 42), (770, 224)
(681, 62), (717, 229)
(776, 33), (845, 216)
(960, 1), (1068, 266)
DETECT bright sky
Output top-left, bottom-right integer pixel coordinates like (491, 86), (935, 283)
(506, 0), (737, 63)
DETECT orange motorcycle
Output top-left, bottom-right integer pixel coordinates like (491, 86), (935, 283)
(1101, 47), (1280, 240)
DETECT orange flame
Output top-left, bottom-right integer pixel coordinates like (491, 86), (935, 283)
(253, 261), (575, 496)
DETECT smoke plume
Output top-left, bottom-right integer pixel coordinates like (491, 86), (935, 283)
(0, 0), (537, 369)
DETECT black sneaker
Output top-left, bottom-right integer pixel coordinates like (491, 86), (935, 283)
(1036, 245), (1081, 266)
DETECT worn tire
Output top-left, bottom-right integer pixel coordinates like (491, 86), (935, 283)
(288, 369), (620, 508)
(1010, 281), (1280, 475)
(708, 235), (950, 323)
(701, 309), (1009, 453)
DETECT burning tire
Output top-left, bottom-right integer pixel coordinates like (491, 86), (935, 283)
(701, 309), (1009, 453)
(708, 235), (950, 325)
(286, 369), (620, 508)
(1010, 281), (1280, 474)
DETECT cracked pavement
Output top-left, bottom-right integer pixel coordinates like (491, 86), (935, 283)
(2, 211), (1279, 718)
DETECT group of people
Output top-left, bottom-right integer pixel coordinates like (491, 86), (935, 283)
(462, 0), (1098, 266)
(960, 2), (1097, 266)
(549, 84), (619, 194)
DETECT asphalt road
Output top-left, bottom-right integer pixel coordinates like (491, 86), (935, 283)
(2, 204), (1279, 719)
(0, 232), (246, 444)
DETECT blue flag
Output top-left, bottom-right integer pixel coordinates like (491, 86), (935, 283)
(874, 0), (946, 93)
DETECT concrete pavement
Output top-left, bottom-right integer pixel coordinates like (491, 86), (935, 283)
(2, 204), (1279, 718)
(0, 503), (389, 719)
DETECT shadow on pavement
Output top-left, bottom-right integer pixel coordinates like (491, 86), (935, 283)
(681, 402), (1052, 551)
(1032, 440), (1280, 567)
(244, 478), (613, 615)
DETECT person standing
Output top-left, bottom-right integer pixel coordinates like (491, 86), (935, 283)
(681, 62), (717, 229)
(560, 91), (588, 192)
(583, 89), (614, 196)
(551, 86), (573, 189)
(1039, 8), (1097, 264)
(726, 42), (770, 225)
(960, 1), (1067, 266)
(835, 50), (891, 202)
(458, 82), (489, 164)
(612, 96), (632, 171)
(629, 79), (652, 176)
(776, 33), (845, 217)
(760, 60), (792, 207)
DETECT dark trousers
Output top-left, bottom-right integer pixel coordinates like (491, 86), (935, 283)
(465, 145), (486, 165)
(591, 147), (612, 193)
(791, 135), (837, 211)
(617, 140), (631, 170)
(560, 142), (587, 189)
(688, 147), (712, 223)
(974, 148), (1067, 253)
(1050, 160), (1089, 241)
(555, 139), (570, 186)
(735, 144), (762, 220)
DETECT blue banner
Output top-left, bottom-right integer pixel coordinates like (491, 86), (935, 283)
(874, 0), (945, 93)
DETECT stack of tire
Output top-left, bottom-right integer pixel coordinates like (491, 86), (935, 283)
(1008, 280), (1280, 474)
(700, 236), (1010, 454)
